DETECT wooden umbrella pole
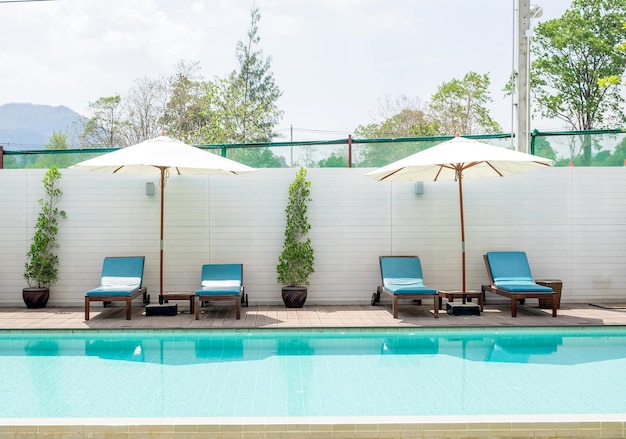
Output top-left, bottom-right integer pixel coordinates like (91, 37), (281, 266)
(160, 169), (165, 298)
(457, 170), (466, 298)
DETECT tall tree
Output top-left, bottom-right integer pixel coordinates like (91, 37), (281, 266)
(213, 6), (283, 167)
(224, 6), (283, 143)
(428, 71), (501, 135)
(122, 76), (168, 145)
(79, 95), (126, 148)
(531, 0), (626, 164)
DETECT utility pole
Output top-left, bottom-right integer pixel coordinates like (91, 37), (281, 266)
(516, 0), (542, 153)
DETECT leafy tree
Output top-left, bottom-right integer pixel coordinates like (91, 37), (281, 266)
(355, 95), (439, 138)
(79, 95), (126, 148)
(122, 76), (168, 145)
(354, 95), (441, 167)
(531, 0), (626, 164)
(428, 71), (501, 135)
(160, 60), (216, 144)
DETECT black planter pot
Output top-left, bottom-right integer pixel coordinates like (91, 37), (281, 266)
(281, 286), (307, 308)
(22, 287), (50, 309)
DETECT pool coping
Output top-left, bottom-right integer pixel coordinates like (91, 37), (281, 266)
(0, 414), (624, 439)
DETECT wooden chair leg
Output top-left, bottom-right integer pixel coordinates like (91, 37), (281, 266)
(511, 297), (518, 317)
(552, 294), (558, 317)
(392, 296), (399, 319)
(433, 295), (439, 318)
(126, 298), (132, 320)
(85, 297), (90, 321)
(194, 296), (200, 320)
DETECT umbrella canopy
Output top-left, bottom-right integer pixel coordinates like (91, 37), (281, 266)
(72, 133), (256, 298)
(366, 135), (552, 293)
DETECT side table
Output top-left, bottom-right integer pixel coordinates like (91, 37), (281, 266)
(535, 279), (562, 309)
(438, 290), (484, 311)
(160, 292), (194, 314)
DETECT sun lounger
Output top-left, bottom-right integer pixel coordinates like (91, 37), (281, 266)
(194, 264), (244, 320)
(84, 256), (148, 320)
(372, 256), (439, 319)
(481, 251), (557, 317)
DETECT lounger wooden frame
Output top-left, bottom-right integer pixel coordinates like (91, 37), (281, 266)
(194, 289), (243, 320)
(481, 254), (557, 318)
(376, 285), (439, 319)
(85, 287), (148, 321)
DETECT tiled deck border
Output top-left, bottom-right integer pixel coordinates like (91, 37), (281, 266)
(0, 416), (625, 439)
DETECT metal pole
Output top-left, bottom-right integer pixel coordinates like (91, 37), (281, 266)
(516, 0), (531, 153)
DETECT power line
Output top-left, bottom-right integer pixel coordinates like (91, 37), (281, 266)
(0, 0), (58, 3)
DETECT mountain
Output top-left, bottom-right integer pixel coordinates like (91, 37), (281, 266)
(0, 103), (82, 150)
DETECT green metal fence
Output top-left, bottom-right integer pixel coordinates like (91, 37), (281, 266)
(2, 129), (625, 169)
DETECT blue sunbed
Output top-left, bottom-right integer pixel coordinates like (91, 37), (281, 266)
(482, 251), (557, 317)
(372, 256), (439, 319)
(84, 256), (148, 320)
(194, 264), (244, 320)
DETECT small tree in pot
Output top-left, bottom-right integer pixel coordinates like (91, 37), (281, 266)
(23, 166), (66, 308)
(276, 167), (314, 308)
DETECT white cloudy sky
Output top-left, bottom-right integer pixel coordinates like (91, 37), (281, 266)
(1, 0), (572, 141)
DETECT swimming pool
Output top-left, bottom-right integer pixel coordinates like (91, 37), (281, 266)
(1, 326), (626, 420)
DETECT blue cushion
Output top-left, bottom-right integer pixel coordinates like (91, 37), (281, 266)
(486, 252), (553, 293)
(195, 264), (242, 296)
(493, 280), (553, 293)
(486, 252), (533, 283)
(86, 257), (145, 297)
(380, 257), (437, 295)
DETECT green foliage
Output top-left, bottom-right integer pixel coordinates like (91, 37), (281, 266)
(531, 0), (626, 139)
(24, 166), (67, 288)
(355, 108), (439, 139)
(277, 168), (315, 287)
(226, 146), (282, 168)
(318, 152), (348, 168)
(532, 136), (557, 161)
(428, 71), (501, 135)
(356, 140), (439, 168)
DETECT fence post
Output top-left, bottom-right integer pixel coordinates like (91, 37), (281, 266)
(348, 135), (352, 168)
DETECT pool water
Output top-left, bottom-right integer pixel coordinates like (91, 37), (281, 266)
(1, 327), (625, 418)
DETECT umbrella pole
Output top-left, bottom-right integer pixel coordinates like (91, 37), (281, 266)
(160, 170), (165, 299)
(458, 172), (467, 300)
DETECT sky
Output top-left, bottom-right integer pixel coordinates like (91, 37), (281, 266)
(1, 0), (574, 141)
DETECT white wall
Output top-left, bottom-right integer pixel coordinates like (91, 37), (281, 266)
(1, 167), (624, 306)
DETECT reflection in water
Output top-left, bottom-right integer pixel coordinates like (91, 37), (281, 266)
(0, 329), (624, 367)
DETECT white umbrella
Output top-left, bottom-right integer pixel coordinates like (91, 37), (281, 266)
(72, 133), (256, 299)
(366, 135), (552, 294)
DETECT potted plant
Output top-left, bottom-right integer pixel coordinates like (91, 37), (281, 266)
(276, 167), (315, 308)
(23, 166), (66, 308)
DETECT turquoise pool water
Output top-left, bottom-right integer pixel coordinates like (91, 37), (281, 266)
(1, 327), (625, 419)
